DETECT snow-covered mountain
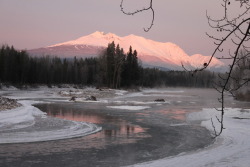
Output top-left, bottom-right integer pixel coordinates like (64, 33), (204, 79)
(28, 31), (225, 71)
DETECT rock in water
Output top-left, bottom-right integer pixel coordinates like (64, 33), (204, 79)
(86, 96), (97, 101)
(0, 97), (22, 111)
(69, 96), (76, 102)
(154, 98), (165, 102)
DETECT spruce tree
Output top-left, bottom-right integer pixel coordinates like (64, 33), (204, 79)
(131, 49), (139, 83)
(106, 41), (115, 87)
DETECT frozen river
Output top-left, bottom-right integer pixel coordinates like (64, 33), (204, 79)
(0, 88), (249, 167)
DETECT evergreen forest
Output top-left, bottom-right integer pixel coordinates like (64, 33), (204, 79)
(0, 43), (216, 88)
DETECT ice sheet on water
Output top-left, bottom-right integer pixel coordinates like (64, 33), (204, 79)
(107, 105), (151, 111)
(115, 90), (189, 99)
(0, 101), (44, 129)
(170, 123), (188, 127)
(142, 89), (184, 93)
(0, 100), (101, 144)
(115, 89), (128, 96)
(0, 119), (101, 144)
(129, 108), (250, 167)
(111, 100), (169, 105)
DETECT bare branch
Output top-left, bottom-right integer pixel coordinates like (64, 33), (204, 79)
(120, 0), (155, 32)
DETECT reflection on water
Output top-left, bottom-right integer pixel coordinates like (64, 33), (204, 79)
(48, 108), (107, 124)
(136, 108), (188, 122)
(38, 103), (148, 148)
(156, 109), (187, 120)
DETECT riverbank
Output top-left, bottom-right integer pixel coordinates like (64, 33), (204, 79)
(0, 96), (21, 111)
(129, 107), (250, 167)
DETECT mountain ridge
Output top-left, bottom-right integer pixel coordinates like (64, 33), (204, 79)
(28, 31), (225, 71)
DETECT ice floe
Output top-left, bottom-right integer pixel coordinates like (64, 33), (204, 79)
(0, 100), (101, 144)
(107, 105), (151, 111)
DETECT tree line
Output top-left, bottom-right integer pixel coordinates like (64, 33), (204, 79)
(231, 50), (250, 101)
(0, 44), (216, 88)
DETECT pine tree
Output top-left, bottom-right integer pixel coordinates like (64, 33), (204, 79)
(110, 44), (125, 88)
(131, 49), (140, 83)
(122, 46), (133, 86)
(106, 41), (115, 87)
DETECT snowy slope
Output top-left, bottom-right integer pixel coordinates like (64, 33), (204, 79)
(28, 31), (225, 71)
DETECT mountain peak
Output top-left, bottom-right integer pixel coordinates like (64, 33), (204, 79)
(89, 31), (119, 39)
(90, 31), (105, 37)
(30, 31), (225, 71)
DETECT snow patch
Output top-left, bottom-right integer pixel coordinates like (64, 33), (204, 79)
(107, 105), (151, 111)
(142, 89), (184, 94)
(0, 85), (18, 91)
(0, 100), (45, 130)
(115, 90), (128, 96)
(170, 123), (188, 127)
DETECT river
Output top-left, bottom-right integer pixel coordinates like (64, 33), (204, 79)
(1, 88), (238, 167)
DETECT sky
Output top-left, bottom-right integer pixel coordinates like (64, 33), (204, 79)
(0, 0), (235, 56)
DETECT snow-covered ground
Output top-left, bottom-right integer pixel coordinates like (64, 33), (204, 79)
(129, 108), (250, 167)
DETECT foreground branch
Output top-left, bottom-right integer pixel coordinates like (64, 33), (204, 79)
(120, 0), (154, 32)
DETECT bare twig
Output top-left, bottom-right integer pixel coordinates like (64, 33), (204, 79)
(120, 0), (155, 32)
